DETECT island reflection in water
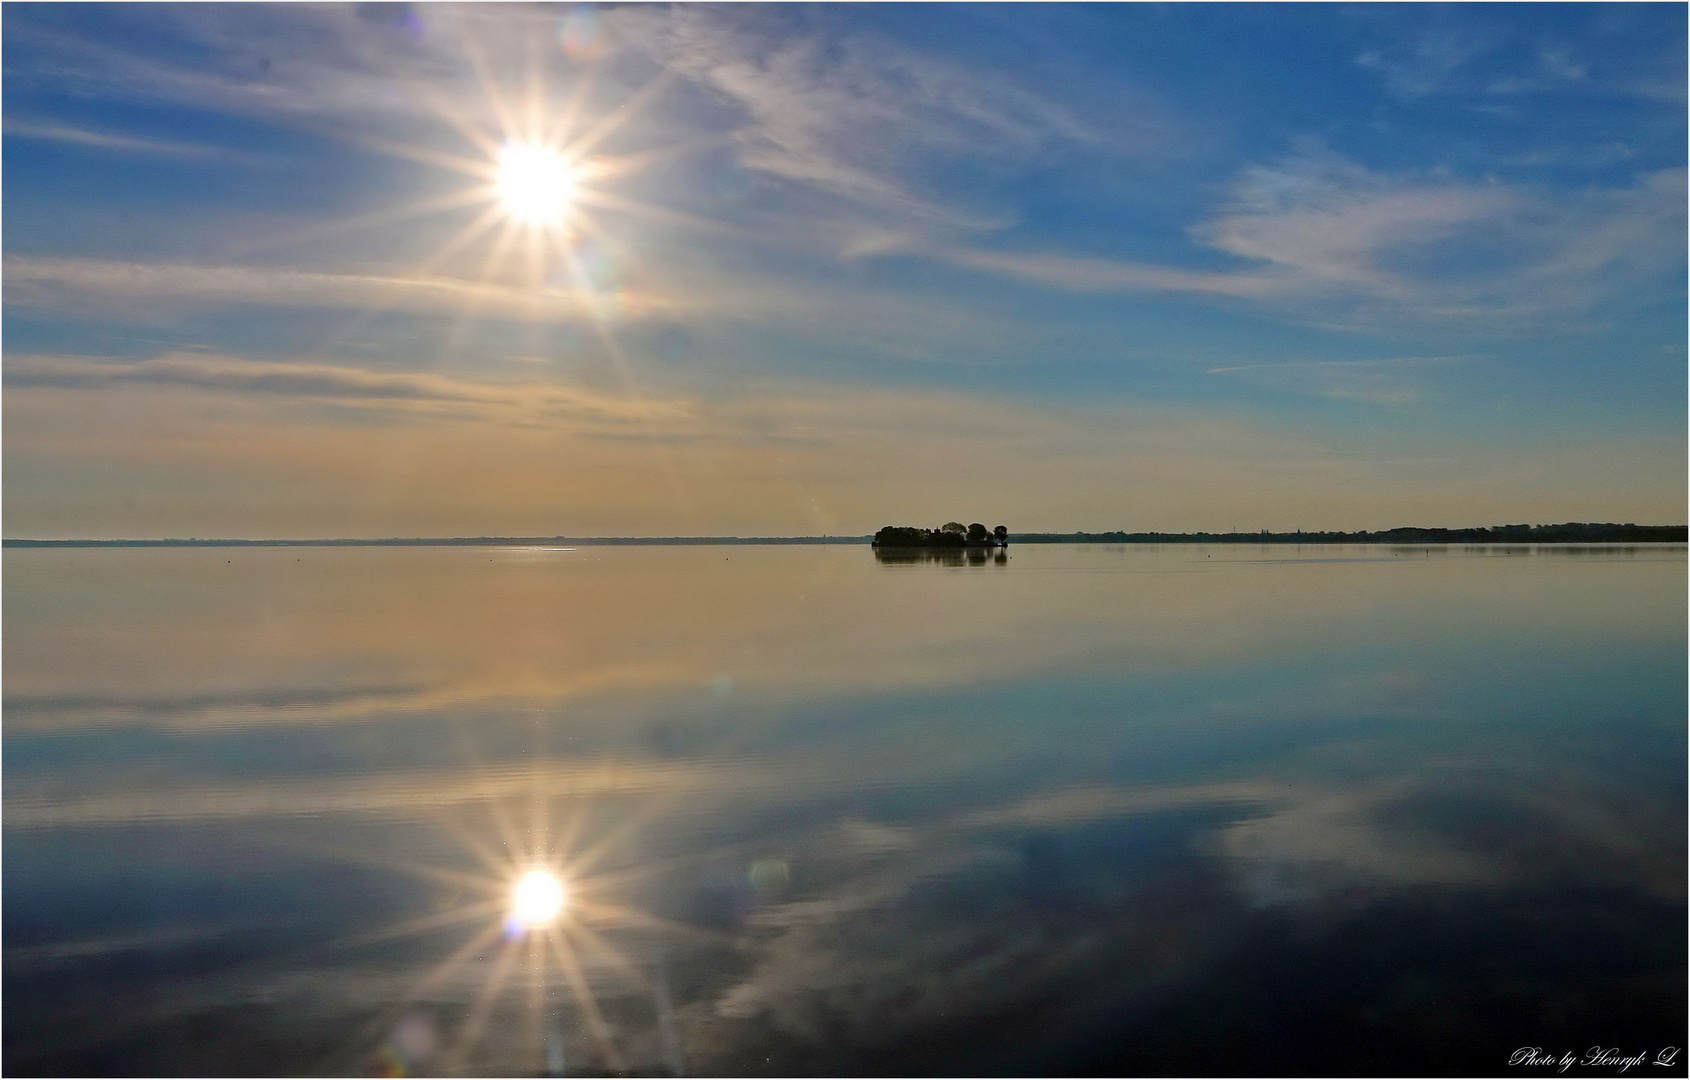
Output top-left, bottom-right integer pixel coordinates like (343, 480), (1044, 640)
(4, 544), (1685, 1076)
(873, 545), (1007, 566)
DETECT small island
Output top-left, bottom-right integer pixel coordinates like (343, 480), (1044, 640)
(873, 522), (1009, 548)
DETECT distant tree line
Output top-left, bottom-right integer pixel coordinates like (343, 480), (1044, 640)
(10, 521), (1682, 550)
(1007, 523), (1687, 544)
(2, 535), (874, 548)
(874, 521), (1010, 548)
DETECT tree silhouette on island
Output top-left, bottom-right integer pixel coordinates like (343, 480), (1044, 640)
(873, 522), (1010, 549)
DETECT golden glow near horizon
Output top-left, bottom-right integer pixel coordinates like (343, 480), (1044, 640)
(511, 867), (569, 927)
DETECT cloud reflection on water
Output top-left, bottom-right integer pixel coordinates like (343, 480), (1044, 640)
(3, 544), (1684, 1074)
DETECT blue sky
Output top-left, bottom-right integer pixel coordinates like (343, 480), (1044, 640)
(4, 3), (1684, 537)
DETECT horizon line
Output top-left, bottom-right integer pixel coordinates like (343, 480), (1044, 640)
(5, 522), (1686, 548)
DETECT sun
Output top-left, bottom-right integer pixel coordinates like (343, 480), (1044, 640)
(494, 141), (577, 228)
(271, 18), (693, 366)
(511, 867), (569, 927)
(320, 784), (696, 1075)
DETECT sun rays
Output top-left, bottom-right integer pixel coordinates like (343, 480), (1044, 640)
(309, 782), (713, 1078)
(225, 9), (709, 377)
(362, 23), (688, 313)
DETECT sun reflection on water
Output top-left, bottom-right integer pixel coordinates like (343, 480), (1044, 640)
(510, 867), (569, 930)
(332, 784), (710, 1077)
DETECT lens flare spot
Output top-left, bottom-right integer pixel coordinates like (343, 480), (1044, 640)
(559, 5), (603, 60)
(512, 868), (568, 927)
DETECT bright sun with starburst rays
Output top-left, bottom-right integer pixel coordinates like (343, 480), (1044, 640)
(494, 142), (579, 228)
(329, 785), (698, 1077)
(511, 866), (570, 926)
(275, 6), (698, 362)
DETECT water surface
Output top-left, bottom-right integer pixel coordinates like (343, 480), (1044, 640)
(5, 544), (1685, 1075)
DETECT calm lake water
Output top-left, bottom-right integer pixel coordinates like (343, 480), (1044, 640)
(5, 543), (1685, 1076)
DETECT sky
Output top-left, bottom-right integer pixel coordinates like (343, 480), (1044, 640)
(3, 2), (1685, 538)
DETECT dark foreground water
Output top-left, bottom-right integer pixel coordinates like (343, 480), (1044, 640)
(4, 544), (1685, 1077)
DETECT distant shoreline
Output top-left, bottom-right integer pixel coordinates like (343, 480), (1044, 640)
(2, 536), (874, 548)
(5, 523), (1685, 548)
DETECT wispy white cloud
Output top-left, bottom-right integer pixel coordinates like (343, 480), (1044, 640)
(618, 5), (1153, 232)
(3, 255), (684, 323)
(3, 350), (699, 431)
(4, 118), (273, 163)
(2, 7), (478, 131)
(1207, 356), (1474, 407)
(1204, 154), (1685, 330)
(3, 250), (1041, 368)
(932, 247), (1273, 298)
(4, 352), (505, 403)
(1355, 23), (1590, 101)
(1353, 17), (1679, 105)
(915, 153), (1685, 333)
(1355, 24), (1497, 99)
(3, 759), (766, 830)
(1195, 151), (1516, 295)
